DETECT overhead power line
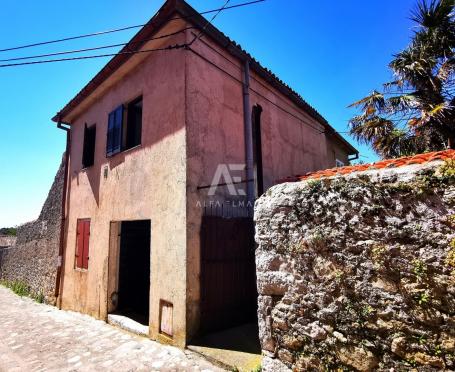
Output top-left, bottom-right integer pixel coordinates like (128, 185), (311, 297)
(0, 0), (265, 53)
(190, 0), (231, 45)
(0, 27), (193, 63)
(0, 44), (186, 68)
(185, 45), (326, 135)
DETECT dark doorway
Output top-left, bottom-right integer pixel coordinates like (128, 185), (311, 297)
(200, 213), (257, 333)
(117, 220), (151, 325)
(194, 210), (260, 369)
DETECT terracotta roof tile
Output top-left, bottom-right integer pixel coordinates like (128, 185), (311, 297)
(279, 150), (455, 183)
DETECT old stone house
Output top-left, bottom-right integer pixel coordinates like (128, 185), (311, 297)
(53, 0), (357, 347)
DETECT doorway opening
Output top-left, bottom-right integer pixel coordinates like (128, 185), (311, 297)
(190, 206), (261, 370)
(108, 220), (151, 327)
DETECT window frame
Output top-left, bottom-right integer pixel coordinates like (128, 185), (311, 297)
(82, 123), (96, 169)
(124, 96), (143, 151)
(106, 95), (143, 158)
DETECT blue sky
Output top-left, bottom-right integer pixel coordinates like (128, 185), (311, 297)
(0, 0), (416, 227)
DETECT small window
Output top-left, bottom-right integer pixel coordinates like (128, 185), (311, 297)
(125, 96), (142, 150)
(106, 96), (142, 157)
(336, 159), (345, 168)
(106, 105), (124, 157)
(82, 124), (96, 168)
(76, 219), (91, 270)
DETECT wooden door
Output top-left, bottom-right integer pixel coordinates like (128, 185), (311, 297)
(200, 216), (257, 332)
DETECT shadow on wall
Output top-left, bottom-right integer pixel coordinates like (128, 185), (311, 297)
(71, 112), (185, 209)
(0, 154), (65, 304)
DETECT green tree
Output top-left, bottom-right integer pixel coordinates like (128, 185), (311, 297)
(349, 0), (455, 158)
(0, 227), (17, 236)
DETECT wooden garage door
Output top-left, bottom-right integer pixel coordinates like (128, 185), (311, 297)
(200, 215), (258, 332)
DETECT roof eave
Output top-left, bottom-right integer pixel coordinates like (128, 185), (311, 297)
(51, 0), (180, 123)
(51, 0), (358, 156)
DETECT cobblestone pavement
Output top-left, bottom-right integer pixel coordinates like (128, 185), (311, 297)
(0, 286), (224, 371)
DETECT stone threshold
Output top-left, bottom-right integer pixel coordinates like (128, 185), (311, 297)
(107, 314), (149, 337)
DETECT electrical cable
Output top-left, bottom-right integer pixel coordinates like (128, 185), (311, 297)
(0, 0), (265, 53)
(190, 0), (231, 45)
(0, 43), (185, 68)
(186, 45), (326, 135)
(0, 27), (194, 63)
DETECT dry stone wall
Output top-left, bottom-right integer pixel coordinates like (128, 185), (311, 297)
(0, 156), (64, 304)
(255, 160), (455, 371)
(0, 235), (16, 248)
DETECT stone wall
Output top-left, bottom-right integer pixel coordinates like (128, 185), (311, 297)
(0, 235), (17, 248)
(0, 156), (64, 304)
(254, 159), (455, 371)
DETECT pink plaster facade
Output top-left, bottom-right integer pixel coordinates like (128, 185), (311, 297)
(55, 1), (355, 347)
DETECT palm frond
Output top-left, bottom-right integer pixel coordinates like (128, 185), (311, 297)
(386, 94), (420, 112)
(411, 0), (454, 29)
(348, 0), (455, 157)
(349, 116), (395, 144)
(383, 80), (406, 92)
(348, 91), (386, 114)
(437, 56), (455, 81)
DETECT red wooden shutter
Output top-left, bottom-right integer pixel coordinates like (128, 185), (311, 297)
(82, 220), (90, 269)
(76, 219), (91, 269)
(76, 220), (84, 268)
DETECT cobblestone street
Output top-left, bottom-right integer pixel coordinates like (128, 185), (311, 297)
(0, 286), (223, 371)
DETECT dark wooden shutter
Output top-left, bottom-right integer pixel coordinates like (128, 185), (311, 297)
(106, 105), (123, 157)
(106, 112), (115, 157)
(112, 105), (123, 154)
(83, 124), (89, 166)
(82, 220), (90, 269)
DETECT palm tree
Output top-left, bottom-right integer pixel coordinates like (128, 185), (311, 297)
(349, 0), (455, 158)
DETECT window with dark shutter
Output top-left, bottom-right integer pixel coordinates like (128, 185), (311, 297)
(76, 219), (91, 270)
(82, 124), (96, 168)
(125, 96), (142, 150)
(106, 105), (124, 157)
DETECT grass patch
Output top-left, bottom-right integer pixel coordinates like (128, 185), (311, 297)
(0, 279), (45, 303)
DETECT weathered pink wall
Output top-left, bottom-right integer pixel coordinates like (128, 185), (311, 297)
(184, 33), (351, 339)
(326, 135), (351, 167)
(60, 23), (189, 347)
